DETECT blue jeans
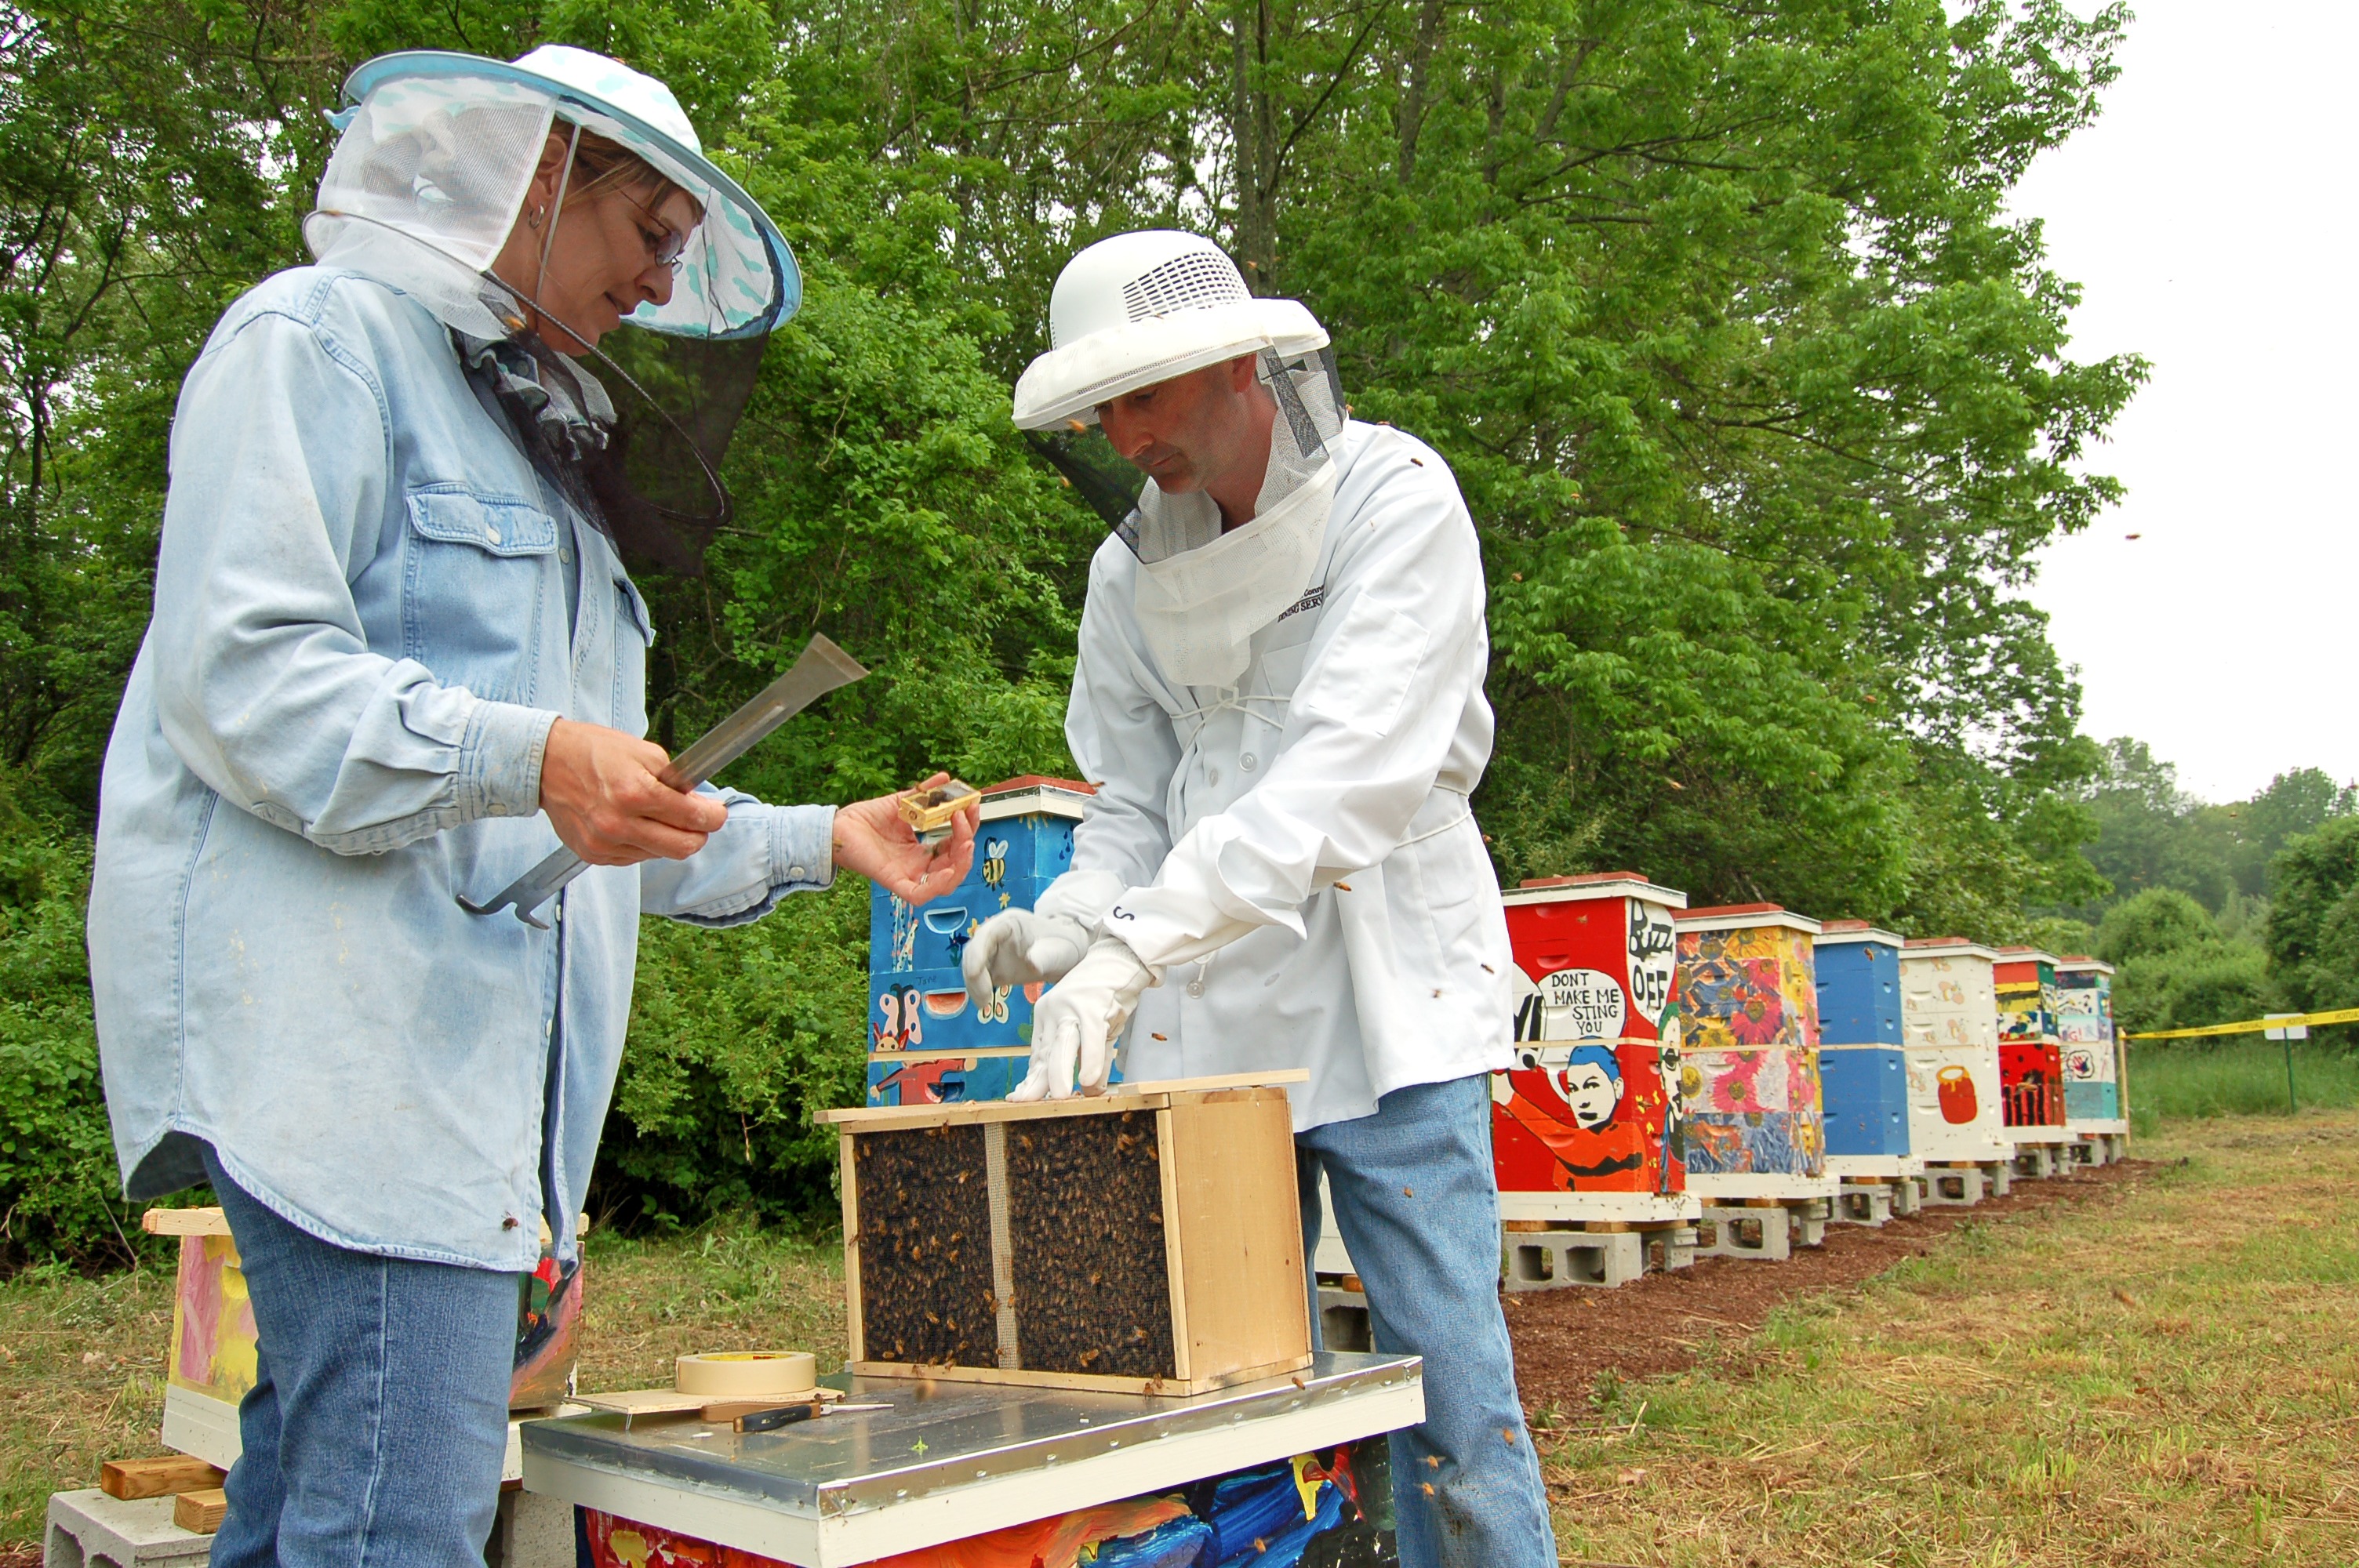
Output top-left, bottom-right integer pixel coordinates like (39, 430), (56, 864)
(1297, 1075), (1556, 1568)
(202, 1145), (518, 1568)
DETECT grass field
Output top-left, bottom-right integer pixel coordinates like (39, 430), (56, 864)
(4, 1110), (2354, 1563)
(2128, 1040), (2359, 1128)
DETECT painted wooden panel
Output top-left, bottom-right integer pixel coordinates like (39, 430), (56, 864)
(2056, 959), (2122, 1122)
(1492, 876), (1688, 1203)
(1994, 951), (2066, 1127)
(867, 781), (1094, 1106)
(169, 1228), (582, 1411)
(1815, 928), (1910, 1159)
(1897, 941), (2012, 1163)
(1675, 911), (1829, 1187)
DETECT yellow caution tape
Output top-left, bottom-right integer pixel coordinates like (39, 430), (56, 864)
(2122, 1005), (2359, 1042)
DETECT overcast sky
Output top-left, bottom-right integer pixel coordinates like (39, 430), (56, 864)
(2008, 0), (2357, 804)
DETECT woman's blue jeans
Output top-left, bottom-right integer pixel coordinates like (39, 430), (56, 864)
(1296, 1075), (1558, 1568)
(202, 1145), (518, 1568)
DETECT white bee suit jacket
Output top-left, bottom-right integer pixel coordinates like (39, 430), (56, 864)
(1045, 420), (1516, 1131)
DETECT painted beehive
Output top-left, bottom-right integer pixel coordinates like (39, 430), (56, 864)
(867, 777), (1096, 1107)
(823, 1082), (1312, 1396)
(152, 1208), (581, 1466)
(1673, 905), (1836, 1200)
(1492, 873), (1695, 1224)
(1897, 938), (2012, 1163)
(2055, 956), (2125, 1129)
(1993, 948), (2066, 1130)
(1812, 923), (1914, 1171)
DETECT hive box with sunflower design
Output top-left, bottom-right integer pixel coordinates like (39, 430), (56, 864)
(1672, 905), (1838, 1202)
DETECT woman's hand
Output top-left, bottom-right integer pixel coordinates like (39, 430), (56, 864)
(539, 718), (727, 865)
(834, 772), (977, 904)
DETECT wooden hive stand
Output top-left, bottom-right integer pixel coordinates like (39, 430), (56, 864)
(821, 1072), (1314, 1396)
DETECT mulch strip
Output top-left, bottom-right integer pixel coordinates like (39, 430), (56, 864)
(1506, 1159), (2157, 1417)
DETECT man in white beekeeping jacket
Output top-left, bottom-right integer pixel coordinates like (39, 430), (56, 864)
(964, 231), (1556, 1567)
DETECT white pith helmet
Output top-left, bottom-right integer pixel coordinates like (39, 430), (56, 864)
(1011, 230), (1329, 430)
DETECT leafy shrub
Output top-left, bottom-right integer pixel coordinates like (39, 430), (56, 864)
(2113, 939), (2273, 1039)
(2266, 818), (2359, 1023)
(2095, 887), (2215, 965)
(0, 783), (148, 1272)
(591, 875), (874, 1232)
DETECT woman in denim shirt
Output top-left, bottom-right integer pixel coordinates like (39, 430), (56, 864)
(87, 46), (968, 1565)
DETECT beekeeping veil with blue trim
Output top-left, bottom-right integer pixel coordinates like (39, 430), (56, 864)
(306, 45), (802, 572)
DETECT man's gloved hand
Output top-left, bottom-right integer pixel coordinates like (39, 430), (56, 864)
(1012, 935), (1159, 1102)
(961, 909), (1093, 1012)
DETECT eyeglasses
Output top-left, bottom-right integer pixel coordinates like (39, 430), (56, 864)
(614, 187), (691, 274)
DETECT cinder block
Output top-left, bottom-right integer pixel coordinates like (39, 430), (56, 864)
(1834, 1184), (1893, 1227)
(45, 1488), (214, 1567)
(1502, 1230), (1645, 1290)
(1696, 1207), (1794, 1262)
(1646, 1227), (1699, 1273)
(1923, 1166), (1985, 1206)
(1315, 1285), (1371, 1352)
(486, 1487), (573, 1568)
(2010, 1142), (2060, 1180)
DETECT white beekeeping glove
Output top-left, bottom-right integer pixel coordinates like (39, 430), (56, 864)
(961, 909), (1093, 1011)
(1012, 935), (1160, 1102)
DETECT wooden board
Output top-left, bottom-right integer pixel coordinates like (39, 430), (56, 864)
(817, 1069), (1308, 1127)
(100, 1454), (224, 1500)
(1165, 1091), (1310, 1387)
(142, 1207), (229, 1236)
(841, 1353), (1314, 1399)
(173, 1487), (229, 1534)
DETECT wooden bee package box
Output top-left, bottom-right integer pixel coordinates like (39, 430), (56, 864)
(822, 1081), (1312, 1396)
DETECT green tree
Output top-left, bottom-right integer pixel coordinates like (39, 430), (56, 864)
(2096, 887), (2215, 966)
(2266, 818), (2359, 1023)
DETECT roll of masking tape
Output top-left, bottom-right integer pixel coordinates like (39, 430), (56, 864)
(674, 1351), (817, 1399)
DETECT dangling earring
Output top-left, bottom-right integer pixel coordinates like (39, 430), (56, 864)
(527, 205), (547, 230)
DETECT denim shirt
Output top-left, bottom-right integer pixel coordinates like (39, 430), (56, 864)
(90, 267), (835, 1272)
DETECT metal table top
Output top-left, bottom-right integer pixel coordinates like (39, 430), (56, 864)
(522, 1351), (1423, 1566)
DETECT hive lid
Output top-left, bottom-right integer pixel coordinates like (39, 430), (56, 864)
(1674, 902), (1822, 936)
(1902, 936), (2001, 963)
(1501, 870), (1688, 909)
(978, 775), (1096, 823)
(1814, 920), (1906, 949)
(1993, 946), (2062, 968)
(2055, 955), (2116, 977)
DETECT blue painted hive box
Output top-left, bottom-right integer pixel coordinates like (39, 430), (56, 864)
(866, 777), (1101, 1107)
(1812, 923), (1911, 1162)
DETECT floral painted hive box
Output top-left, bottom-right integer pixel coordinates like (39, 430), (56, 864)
(866, 777), (1103, 1107)
(1897, 938), (2011, 1164)
(1492, 872), (1695, 1224)
(1673, 904), (1834, 1200)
